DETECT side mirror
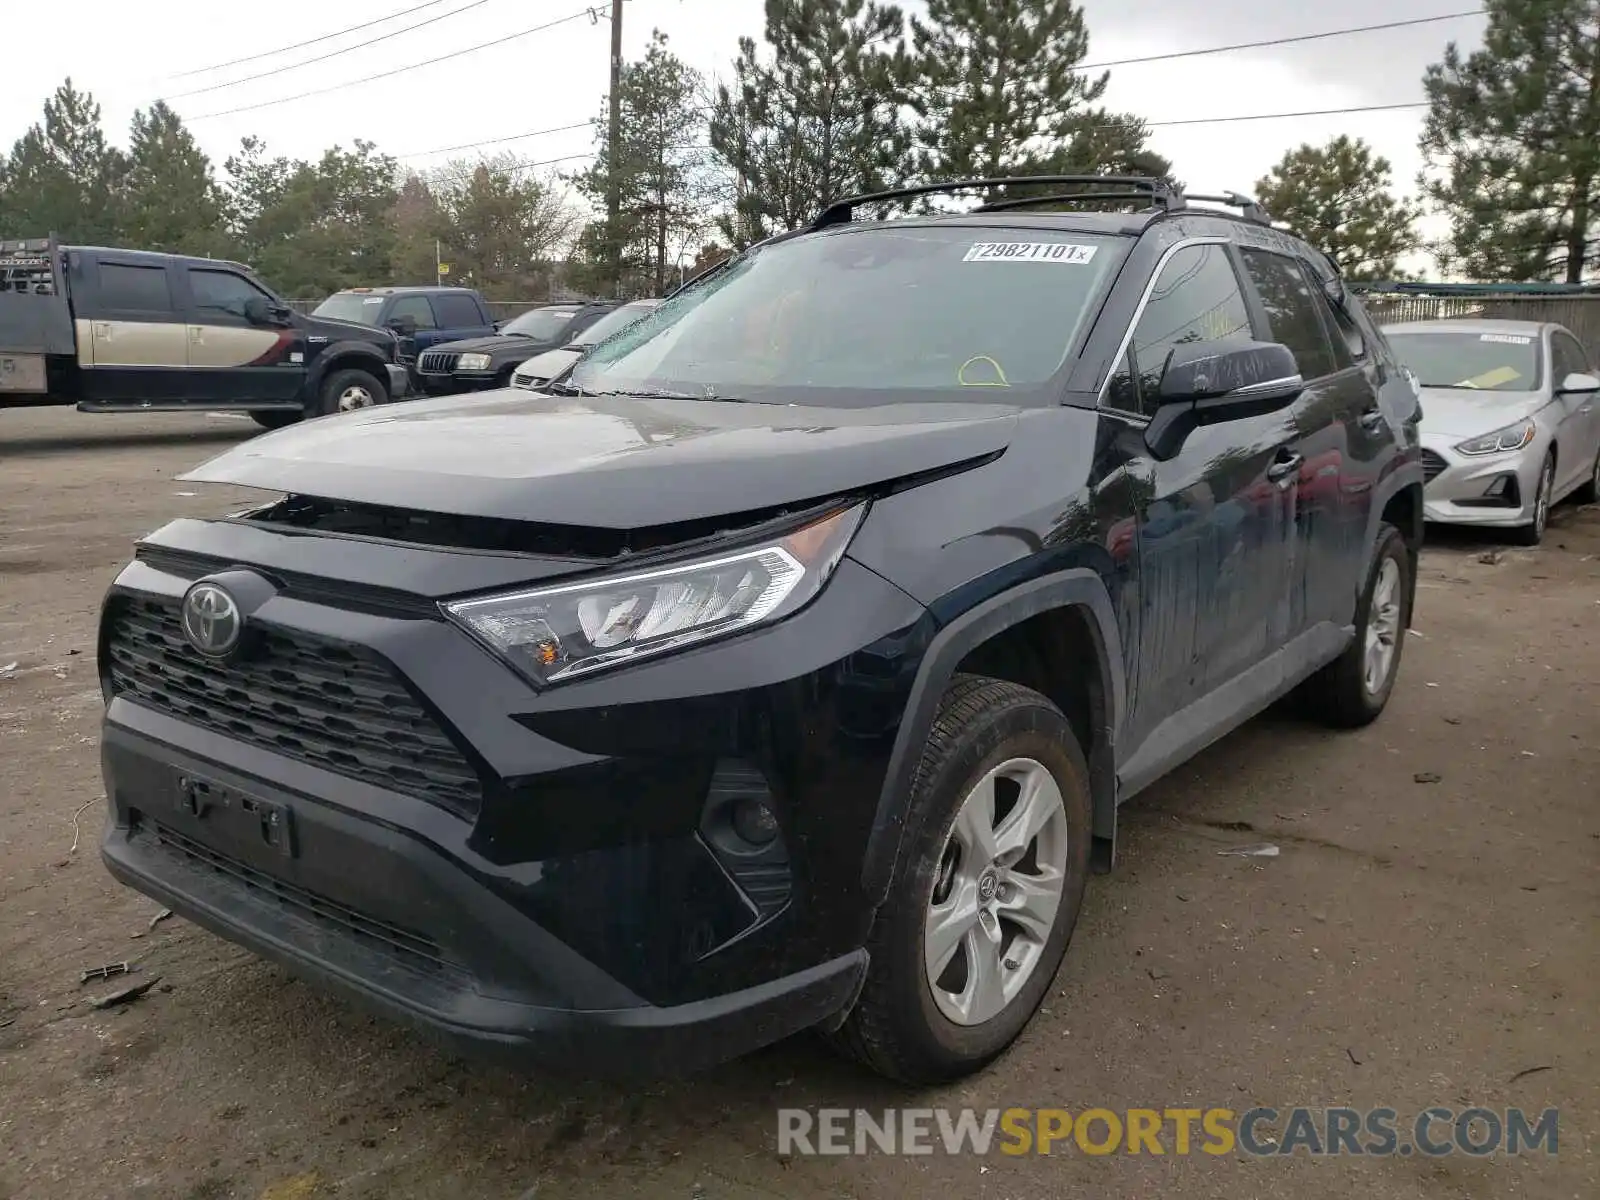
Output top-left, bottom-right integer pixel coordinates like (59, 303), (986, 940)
(1558, 371), (1600, 395)
(385, 314), (419, 337)
(1146, 339), (1305, 460)
(244, 297), (292, 326)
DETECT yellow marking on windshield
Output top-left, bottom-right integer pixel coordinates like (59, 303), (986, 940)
(959, 355), (1011, 387)
(1455, 365), (1523, 389)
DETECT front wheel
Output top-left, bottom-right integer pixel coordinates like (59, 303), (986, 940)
(829, 675), (1092, 1084)
(1513, 453), (1555, 546)
(1305, 522), (1411, 728)
(316, 368), (387, 418)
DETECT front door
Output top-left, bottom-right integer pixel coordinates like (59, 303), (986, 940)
(1107, 240), (1300, 751)
(1549, 329), (1597, 494)
(181, 266), (302, 402)
(77, 257), (188, 405)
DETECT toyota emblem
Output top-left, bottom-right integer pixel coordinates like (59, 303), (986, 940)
(181, 581), (243, 657)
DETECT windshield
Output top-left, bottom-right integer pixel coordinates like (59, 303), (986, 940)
(569, 226), (1128, 404)
(501, 306), (580, 339)
(1386, 329), (1543, 391)
(312, 293), (388, 326)
(572, 300), (661, 348)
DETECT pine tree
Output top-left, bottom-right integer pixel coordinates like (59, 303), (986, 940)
(575, 30), (709, 293)
(1420, 0), (1600, 282)
(1255, 136), (1420, 281)
(708, 0), (910, 245)
(908, 0), (1109, 189)
(0, 79), (127, 242)
(123, 101), (226, 256)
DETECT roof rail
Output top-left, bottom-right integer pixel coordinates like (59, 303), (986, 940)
(1185, 192), (1274, 226)
(811, 175), (1183, 229)
(973, 190), (1168, 213)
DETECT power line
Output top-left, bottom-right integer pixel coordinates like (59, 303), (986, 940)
(397, 121), (594, 161)
(187, 8), (605, 121)
(167, 0), (498, 100)
(1143, 100), (1426, 128)
(170, 0), (459, 79)
(1076, 10), (1485, 72)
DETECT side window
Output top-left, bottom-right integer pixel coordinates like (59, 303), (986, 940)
(1106, 243), (1253, 418)
(188, 268), (270, 318)
(99, 263), (175, 314)
(387, 295), (438, 329)
(1551, 331), (1587, 384)
(1238, 249), (1338, 380)
(432, 293), (482, 327)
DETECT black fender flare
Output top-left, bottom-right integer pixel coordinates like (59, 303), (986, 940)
(303, 343), (392, 403)
(1362, 457), (1426, 604)
(859, 567), (1127, 904)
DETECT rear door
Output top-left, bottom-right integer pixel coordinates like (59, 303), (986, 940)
(75, 256), (188, 405)
(181, 265), (302, 402)
(1235, 247), (1375, 635)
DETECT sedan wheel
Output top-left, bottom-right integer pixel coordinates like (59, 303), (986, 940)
(1516, 455), (1555, 545)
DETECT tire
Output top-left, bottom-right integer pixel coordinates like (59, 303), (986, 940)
(1305, 522), (1411, 728)
(249, 410), (300, 430)
(1513, 453), (1555, 546)
(316, 368), (387, 418)
(829, 675), (1092, 1084)
(1575, 448), (1600, 505)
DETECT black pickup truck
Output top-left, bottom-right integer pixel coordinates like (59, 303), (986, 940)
(0, 237), (410, 428)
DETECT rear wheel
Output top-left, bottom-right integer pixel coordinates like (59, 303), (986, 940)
(829, 675), (1092, 1084)
(1305, 522), (1410, 728)
(316, 368), (386, 418)
(1513, 453), (1555, 545)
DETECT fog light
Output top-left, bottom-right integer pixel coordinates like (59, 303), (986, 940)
(1485, 475), (1511, 497)
(732, 798), (779, 845)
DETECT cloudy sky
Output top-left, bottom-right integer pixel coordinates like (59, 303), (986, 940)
(0, 0), (1484, 266)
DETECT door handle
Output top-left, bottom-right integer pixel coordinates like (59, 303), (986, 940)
(1267, 450), (1303, 484)
(1358, 406), (1387, 433)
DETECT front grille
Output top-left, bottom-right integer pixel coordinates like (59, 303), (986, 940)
(150, 820), (452, 977)
(106, 596), (483, 818)
(418, 351), (458, 374)
(1420, 448), (1448, 484)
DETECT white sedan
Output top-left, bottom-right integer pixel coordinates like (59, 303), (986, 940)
(512, 298), (663, 391)
(1383, 318), (1600, 544)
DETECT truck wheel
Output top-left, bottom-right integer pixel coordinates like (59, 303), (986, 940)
(1305, 522), (1411, 728)
(829, 675), (1092, 1084)
(250, 410), (300, 431)
(317, 368), (387, 417)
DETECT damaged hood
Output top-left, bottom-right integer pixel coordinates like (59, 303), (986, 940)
(181, 391), (1020, 528)
(1418, 387), (1552, 438)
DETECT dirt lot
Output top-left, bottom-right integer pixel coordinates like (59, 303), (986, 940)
(1, 407), (1595, 1200)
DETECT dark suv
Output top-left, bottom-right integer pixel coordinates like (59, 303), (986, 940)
(96, 177), (1423, 1085)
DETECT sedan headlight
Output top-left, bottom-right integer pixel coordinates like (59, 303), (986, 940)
(444, 503), (866, 684)
(1454, 419), (1536, 456)
(456, 352), (493, 372)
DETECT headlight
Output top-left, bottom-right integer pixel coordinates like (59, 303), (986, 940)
(1454, 419), (1536, 456)
(443, 503), (866, 685)
(456, 353), (492, 372)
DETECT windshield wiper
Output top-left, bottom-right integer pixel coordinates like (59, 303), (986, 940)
(544, 380), (599, 396)
(599, 387), (708, 400)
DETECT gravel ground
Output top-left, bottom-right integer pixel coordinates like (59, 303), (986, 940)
(1, 407), (1595, 1200)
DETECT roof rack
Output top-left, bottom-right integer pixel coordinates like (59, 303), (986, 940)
(811, 175), (1184, 229)
(1185, 192), (1274, 226)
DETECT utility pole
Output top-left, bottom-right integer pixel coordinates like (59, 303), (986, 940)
(607, 0), (624, 297)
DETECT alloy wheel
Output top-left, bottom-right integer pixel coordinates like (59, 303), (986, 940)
(924, 757), (1069, 1027)
(1363, 557), (1402, 695)
(338, 385), (375, 412)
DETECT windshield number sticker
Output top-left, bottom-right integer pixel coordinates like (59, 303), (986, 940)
(963, 242), (1097, 264)
(1479, 333), (1532, 344)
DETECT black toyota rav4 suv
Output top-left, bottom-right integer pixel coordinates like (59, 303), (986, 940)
(97, 177), (1423, 1084)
